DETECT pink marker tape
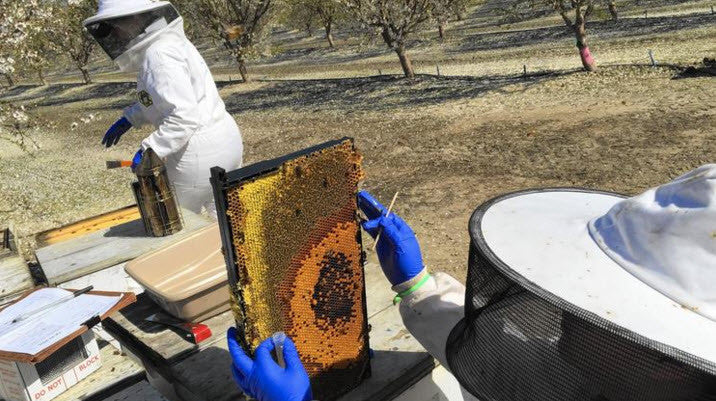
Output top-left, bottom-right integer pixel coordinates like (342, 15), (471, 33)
(580, 47), (595, 66)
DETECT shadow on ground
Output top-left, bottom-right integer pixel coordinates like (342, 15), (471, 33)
(223, 71), (576, 113)
(453, 13), (715, 53)
(261, 46), (390, 67)
(2, 71), (576, 113)
(673, 57), (716, 79)
(1, 82), (136, 109)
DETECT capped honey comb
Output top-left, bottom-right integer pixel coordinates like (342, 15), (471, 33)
(211, 138), (370, 400)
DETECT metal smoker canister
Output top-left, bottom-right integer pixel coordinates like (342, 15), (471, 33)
(132, 148), (183, 237)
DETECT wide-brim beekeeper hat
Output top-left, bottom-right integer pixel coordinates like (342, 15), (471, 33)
(445, 165), (716, 401)
(84, 0), (173, 26)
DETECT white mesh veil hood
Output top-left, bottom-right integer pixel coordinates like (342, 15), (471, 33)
(114, 16), (186, 73)
(85, 0), (186, 72)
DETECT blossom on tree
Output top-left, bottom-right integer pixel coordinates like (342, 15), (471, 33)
(0, 0), (52, 86)
(0, 104), (40, 153)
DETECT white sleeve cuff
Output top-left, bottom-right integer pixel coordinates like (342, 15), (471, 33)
(123, 103), (146, 128)
(392, 269), (430, 294)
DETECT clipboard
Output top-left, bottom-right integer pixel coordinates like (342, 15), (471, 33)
(0, 288), (136, 364)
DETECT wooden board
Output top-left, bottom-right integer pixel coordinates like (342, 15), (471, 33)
(0, 225), (33, 305)
(169, 300), (435, 401)
(35, 209), (212, 285)
(0, 254), (33, 302)
(167, 342), (247, 401)
(35, 206), (140, 247)
(54, 339), (144, 401)
(339, 305), (436, 401)
(102, 294), (234, 370)
(104, 262), (436, 401)
(100, 380), (168, 401)
(392, 365), (477, 401)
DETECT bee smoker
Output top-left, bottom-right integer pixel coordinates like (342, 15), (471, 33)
(132, 148), (183, 237)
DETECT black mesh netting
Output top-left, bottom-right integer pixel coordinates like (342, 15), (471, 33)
(445, 189), (716, 401)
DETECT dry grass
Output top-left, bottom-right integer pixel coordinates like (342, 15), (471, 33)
(0, 5), (714, 277)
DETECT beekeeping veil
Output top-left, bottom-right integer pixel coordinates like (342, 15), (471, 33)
(446, 166), (716, 401)
(84, 0), (182, 72)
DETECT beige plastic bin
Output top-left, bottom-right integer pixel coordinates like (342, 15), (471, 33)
(125, 223), (230, 322)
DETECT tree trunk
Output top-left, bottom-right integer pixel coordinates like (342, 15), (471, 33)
(395, 45), (415, 78)
(79, 66), (92, 84)
(3, 73), (14, 87)
(574, 23), (596, 72)
(438, 23), (446, 40)
(305, 23), (313, 38)
(37, 68), (47, 86)
(608, 1), (618, 20)
(237, 57), (250, 83)
(325, 22), (335, 47)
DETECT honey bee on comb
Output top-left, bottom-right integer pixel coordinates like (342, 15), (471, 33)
(211, 138), (370, 400)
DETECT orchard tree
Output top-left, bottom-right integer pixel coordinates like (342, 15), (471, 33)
(48, 0), (97, 85)
(451, 0), (471, 20)
(172, 0), (207, 41)
(299, 0), (346, 47)
(343, 0), (434, 78)
(280, 0), (321, 38)
(433, 0), (465, 39)
(433, 0), (477, 38)
(508, 0), (618, 70)
(547, 0), (601, 71)
(0, 0), (51, 87)
(606, 0), (618, 19)
(18, 30), (56, 85)
(0, 57), (16, 87)
(434, 0), (451, 39)
(195, 0), (276, 83)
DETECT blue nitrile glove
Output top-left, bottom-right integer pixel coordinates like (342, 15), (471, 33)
(130, 149), (143, 172)
(102, 117), (132, 147)
(357, 191), (425, 286)
(227, 327), (312, 401)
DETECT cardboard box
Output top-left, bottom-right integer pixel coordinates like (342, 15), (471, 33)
(0, 332), (101, 401)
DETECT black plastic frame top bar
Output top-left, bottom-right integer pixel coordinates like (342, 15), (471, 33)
(219, 137), (354, 188)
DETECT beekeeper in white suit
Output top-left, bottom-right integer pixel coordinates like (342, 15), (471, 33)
(228, 167), (716, 401)
(85, 0), (243, 218)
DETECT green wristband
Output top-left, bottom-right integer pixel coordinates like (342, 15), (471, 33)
(393, 274), (431, 305)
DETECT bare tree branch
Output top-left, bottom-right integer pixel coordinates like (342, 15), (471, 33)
(186, 0), (276, 82)
(342, 0), (437, 77)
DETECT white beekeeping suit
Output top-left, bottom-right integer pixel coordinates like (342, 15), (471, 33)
(397, 272), (465, 369)
(85, 0), (243, 218)
(396, 273), (481, 401)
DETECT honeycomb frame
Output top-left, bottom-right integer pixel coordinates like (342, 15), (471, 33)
(211, 138), (371, 400)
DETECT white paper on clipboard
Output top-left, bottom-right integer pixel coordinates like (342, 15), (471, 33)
(0, 288), (121, 355)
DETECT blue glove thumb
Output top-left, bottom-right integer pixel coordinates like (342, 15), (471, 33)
(131, 149), (143, 172)
(358, 191), (425, 286)
(102, 117), (132, 148)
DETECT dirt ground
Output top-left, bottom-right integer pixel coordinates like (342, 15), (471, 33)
(1, 6), (714, 280)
